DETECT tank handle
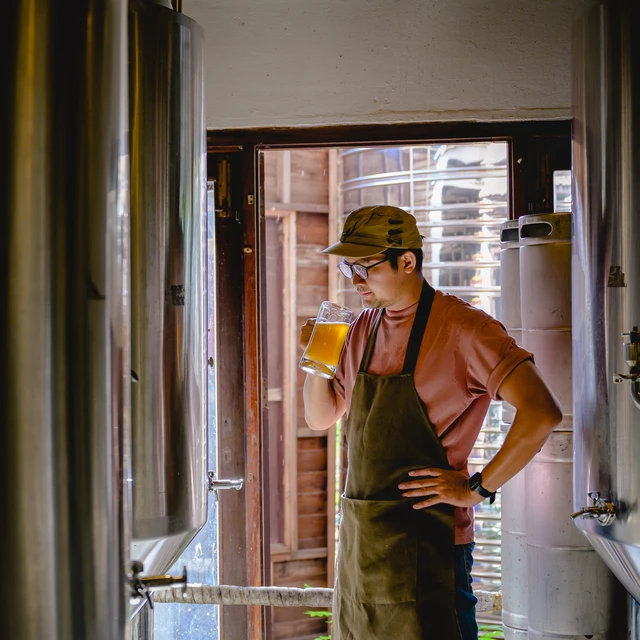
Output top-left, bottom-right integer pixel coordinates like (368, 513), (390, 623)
(520, 221), (553, 239)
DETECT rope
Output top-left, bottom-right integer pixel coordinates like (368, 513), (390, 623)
(153, 584), (502, 612)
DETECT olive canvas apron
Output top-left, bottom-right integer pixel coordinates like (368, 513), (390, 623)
(333, 282), (459, 640)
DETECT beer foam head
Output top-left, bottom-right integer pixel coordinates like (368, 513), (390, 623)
(321, 205), (423, 258)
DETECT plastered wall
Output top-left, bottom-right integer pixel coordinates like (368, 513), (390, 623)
(185, 0), (578, 129)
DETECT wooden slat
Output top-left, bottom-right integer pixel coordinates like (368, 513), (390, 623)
(298, 491), (328, 515)
(298, 435), (326, 450)
(273, 557), (327, 583)
(325, 152), (338, 591)
(290, 149), (329, 205)
(298, 448), (328, 473)
(297, 471), (327, 493)
(213, 151), (250, 640)
(244, 146), (265, 639)
(271, 546), (329, 563)
(296, 213), (329, 246)
(274, 617), (328, 640)
(299, 536), (328, 550)
(288, 211), (299, 553)
(298, 514), (327, 542)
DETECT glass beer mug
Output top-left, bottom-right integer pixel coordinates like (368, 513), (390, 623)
(299, 301), (354, 379)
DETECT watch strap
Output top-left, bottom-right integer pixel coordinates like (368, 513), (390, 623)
(469, 472), (496, 505)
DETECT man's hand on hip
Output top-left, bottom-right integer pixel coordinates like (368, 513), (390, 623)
(398, 468), (483, 509)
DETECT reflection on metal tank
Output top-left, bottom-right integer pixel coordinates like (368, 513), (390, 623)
(129, 0), (207, 580)
(498, 220), (527, 640)
(572, 0), (640, 602)
(2, 1), (130, 639)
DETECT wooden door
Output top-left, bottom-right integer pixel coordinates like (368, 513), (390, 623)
(209, 148), (267, 640)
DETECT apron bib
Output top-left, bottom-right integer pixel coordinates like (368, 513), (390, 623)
(333, 282), (459, 640)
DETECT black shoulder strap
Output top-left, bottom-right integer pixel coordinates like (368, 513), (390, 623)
(402, 281), (435, 375)
(358, 310), (385, 373)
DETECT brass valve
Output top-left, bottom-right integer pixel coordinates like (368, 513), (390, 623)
(571, 491), (616, 526)
(129, 560), (188, 609)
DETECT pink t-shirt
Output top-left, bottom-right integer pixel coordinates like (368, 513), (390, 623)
(332, 289), (533, 545)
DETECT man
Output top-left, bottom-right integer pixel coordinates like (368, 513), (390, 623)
(300, 205), (562, 640)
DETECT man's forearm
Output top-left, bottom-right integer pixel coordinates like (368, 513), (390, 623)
(303, 374), (344, 430)
(480, 406), (560, 493)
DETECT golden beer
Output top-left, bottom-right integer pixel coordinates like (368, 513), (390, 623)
(304, 322), (350, 368)
(300, 301), (354, 379)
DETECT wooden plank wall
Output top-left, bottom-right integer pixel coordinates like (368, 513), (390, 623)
(264, 149), (335, 640)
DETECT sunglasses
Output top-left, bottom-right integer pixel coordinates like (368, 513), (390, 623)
(338, 257), (388, 280)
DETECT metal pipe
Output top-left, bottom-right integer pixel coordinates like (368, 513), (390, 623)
(153, 584), (503, 611)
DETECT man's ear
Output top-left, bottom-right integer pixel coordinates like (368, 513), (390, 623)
(401, 251), (417, 274)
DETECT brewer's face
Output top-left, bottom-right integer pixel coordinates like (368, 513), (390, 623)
(351, 253), (402, 309)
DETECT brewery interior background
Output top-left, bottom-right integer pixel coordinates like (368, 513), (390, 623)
(5, 1), (640, 640)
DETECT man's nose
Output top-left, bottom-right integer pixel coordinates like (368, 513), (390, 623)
(352, 273), (365, 285)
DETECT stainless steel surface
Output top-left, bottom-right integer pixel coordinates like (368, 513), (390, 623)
(527, 432), (613, 638)
(129, 0), (207, 546)
(631, 595), (640, 640)
(519, 209), (616, 637)
(572, 0), (640, 604)
(500, 469), (528, 632)
(131, 603), (154, 640)
(499, 219), (528, 634)
(208, 472), (244, 492)
(2, 1), (130, 639)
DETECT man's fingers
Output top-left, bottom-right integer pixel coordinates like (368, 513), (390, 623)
(398, 479), (439, 490)
(401, 488), (437, 498)
(413, 497), (442, 509)
(408, 468), (441, 477)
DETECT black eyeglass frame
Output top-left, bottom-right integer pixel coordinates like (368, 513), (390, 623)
(338, 256), (389, 280)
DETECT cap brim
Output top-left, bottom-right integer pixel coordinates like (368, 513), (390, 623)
(320, 241), (387, 259)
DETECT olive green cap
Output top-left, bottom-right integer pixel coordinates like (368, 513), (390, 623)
(321, 205), (423, 258)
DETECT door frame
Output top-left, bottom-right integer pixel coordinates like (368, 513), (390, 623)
(209, 119), (571, 640)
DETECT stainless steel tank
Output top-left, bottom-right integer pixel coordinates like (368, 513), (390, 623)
(572, 0), (640, 605)
(129, 0), (207, 582)
(498, 220), (527, 640)
(2, 1), (130, 638)
(520, 212), (614, 639)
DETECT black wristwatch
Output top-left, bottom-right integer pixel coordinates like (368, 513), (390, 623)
(469, 472), (496, 505)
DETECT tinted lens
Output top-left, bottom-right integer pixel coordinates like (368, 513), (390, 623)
(338, 262), (353, 278)
(353, 265), (368, 280)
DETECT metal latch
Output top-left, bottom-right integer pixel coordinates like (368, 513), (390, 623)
(129, 560), (187, 609)
(613, 326), (640, 409)
(571, 491), (616, 526)
(208, 471), (244, 500)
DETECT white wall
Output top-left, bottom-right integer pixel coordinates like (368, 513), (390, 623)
(185, 0), (578, 130)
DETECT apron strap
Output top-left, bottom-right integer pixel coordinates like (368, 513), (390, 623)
(358, 309), (385, 373)
(402, 280), (435, 375)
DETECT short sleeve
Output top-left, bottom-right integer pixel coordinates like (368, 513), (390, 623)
(465, 318), (533, 400)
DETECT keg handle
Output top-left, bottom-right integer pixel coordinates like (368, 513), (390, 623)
(571, 491), (616, 526)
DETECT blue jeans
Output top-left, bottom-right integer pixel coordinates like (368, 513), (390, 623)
(455, 542), (478, 640)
